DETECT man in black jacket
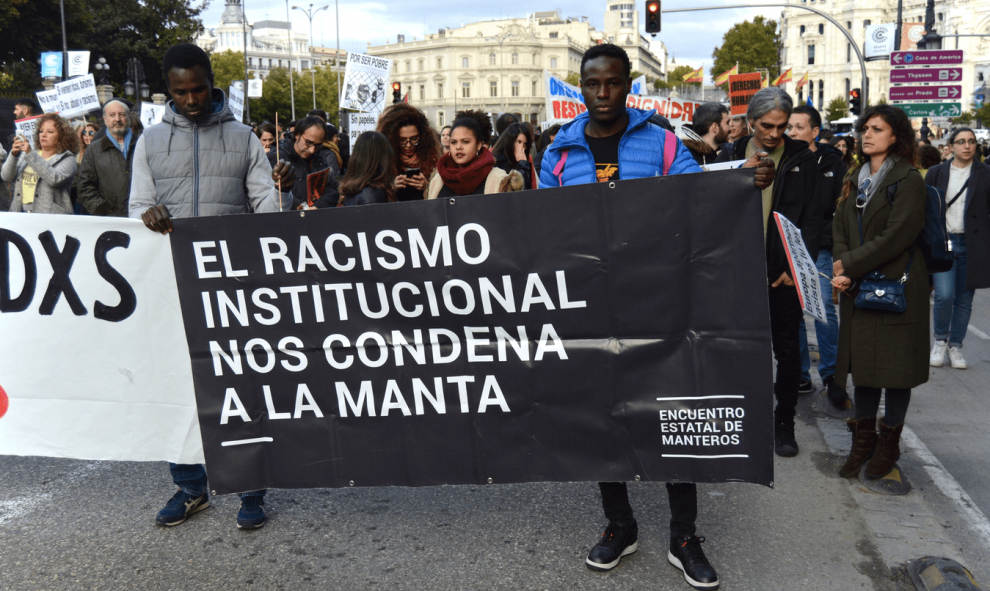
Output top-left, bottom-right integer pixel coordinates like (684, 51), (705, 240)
(78, 99), (140, 216)
(715, 87), (822, 457)
(267, 115), (340, 209)
(679, 102), (729, 166)
(786, 105), (848, 407)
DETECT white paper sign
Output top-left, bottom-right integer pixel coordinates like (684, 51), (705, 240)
(139, 102), (165, 128)
(0, 214), (204, 464)
(67, 50), (91, 77)
(53, 73), (100, 118)
(347, 113), (379, 144)
(340, 52), (393, 114)
(228, 85), (245, 123)
(630, 75), (648, 96)
(35, 89), (60, 114)
(702, 159), (749, 172)
(14, 115), (44, 150)
(248, 79), (263, 98)
(865, 24), (898, 61)
(774, 213), (828, 323)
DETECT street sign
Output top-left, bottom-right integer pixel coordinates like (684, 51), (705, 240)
(891, 50), (963, 66)
(895, 103), (962, 118)
(889, 85), (962, 101)
(889, 67), (962, 84)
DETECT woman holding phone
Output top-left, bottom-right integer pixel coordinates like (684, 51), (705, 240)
(427, 110), (524, 198)
(376, 103), (441, 201)
(2, 113), (79, 214)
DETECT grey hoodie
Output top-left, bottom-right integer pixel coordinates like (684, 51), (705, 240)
(128, 89), (291, 219)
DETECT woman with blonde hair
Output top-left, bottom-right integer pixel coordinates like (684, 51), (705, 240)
(2, 113), (79, 214)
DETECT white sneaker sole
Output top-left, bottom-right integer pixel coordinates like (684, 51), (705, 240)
(160, 498), (211, 527)
(585, 541), (638, 571)
(668, 550), (720, 589)
(930, 357), (945, 367)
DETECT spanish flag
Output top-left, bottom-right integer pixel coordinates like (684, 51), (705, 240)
(772, 68), (793, 87)
(683, 66), (704, 83)
(795, 72), (809, 91)
(713, 64), (738, 86)
(761, 75), (769, 88)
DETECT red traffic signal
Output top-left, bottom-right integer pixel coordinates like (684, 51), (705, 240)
(645, 1), (661, 33)
(392, 82), (402, 104)
(849, 88), (862, 116)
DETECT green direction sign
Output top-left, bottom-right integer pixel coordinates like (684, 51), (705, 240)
(895, 102), (961, 118)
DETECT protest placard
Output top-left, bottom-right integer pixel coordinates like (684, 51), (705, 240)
(35, 89), (60, 114)
(139, 103), (165, 128)
(625, 94), (706, 134)
(774, 213), (828, 323)
(14, 115), (45, 150)
(228, 85), (245, 123)
(340, 52), (392, 114)
(543, 71), (587, 120)
(347, 112), (379, 144)
(53, 74), (100, 118)
(729, 72), (762, 116)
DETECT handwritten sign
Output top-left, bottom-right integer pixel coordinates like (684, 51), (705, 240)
(53, 74), (100, 118)
(774, 213), (827, 323)
(729, 73), (762, 117)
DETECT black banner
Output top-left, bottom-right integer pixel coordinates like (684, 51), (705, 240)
(169, 170), (774, 494)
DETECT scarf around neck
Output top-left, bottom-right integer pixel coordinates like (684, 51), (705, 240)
(856, 156), (899, 211)
(437, 148), (495, 195)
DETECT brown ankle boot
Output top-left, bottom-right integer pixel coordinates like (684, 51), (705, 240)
(839, 417), (878, 478)
(865, 420), (904, 478)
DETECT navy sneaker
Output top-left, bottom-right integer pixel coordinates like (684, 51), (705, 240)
(237, 496), (266, 529)
(668, 535), (720, 589)
(156, 489), (210, 526)
(586, 521), (638, 571)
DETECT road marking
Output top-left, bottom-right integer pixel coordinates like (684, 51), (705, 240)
(655, 395), (745, 401)
(221, 437), (274, 447)
(967, 324), (990, 340)
(901, 426), (990, 552)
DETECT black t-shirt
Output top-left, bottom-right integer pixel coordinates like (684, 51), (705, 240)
(585, 126), (625, 183)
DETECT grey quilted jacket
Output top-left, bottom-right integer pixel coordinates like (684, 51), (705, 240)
(128, 89), (291, 219)
(1, 148), (77, 214)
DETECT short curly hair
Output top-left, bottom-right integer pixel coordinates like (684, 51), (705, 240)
(376, 103), (441, 177)
(33, 113), (80, 155)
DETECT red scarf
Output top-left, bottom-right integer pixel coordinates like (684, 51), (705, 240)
(437, 148), (495, 195)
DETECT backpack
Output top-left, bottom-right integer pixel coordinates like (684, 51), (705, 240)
(885, 170), (953, 274)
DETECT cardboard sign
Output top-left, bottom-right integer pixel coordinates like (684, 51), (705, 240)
(14, 115), (45, 150)
(774, 213), (827, 323)
(306, 168), (329, 207)
(228, 85), (245, 123)
(347, 113), (379, 144)
(729, 73), (762, 117)
(53, 74), (100, 118)
(139, 103), (165, 128)
(35, 89), (60, 114)
(340, 52), (393, 114)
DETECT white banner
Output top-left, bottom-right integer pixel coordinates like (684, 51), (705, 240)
(35, 89), (60, 114)
(139, 102), (165, 128)
(340, 52), (393, 114)
(67, 51), (90, 77)
(53, 74), (101, 118)
(247, 79), (263, 99)
(865, 24), (898, 61)
(626, 94), (707, 134)
(0, 214), (203, 464)
(228, 85), (245, 123)
(347, 113), (379, 144)
(14, 115), (44, 150)
(544, 71), (586, 121)
(774, 213), (828, 323)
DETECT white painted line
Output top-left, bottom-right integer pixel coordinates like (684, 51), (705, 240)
(661, 454), (749, 459)
(967, 324), (990, 340)
(655, 395), (745, 401)
(901, 426), (990, 552)
(221, 437), (274, 447)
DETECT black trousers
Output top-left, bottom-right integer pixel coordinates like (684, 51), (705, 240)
(768, 284), (803, 421)
(598, 481), (697, 539)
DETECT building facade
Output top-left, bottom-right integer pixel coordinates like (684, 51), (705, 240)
(366, 5), (668, 128)
(778, 0), (990, 121)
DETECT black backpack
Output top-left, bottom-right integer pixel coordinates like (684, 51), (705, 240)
(885, 169), (953, 274)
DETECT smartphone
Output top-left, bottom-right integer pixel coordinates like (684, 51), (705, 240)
(404, 168), (421, 177)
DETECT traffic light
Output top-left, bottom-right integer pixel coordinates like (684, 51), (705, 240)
(849, 88), (862, 117)
(645, 1), (661, 34)
(392, 82), (402, 104)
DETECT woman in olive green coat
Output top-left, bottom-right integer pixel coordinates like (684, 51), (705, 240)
(831, 105), (929, 480)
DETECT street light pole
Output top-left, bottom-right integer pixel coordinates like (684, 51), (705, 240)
(59, 0), (68, 79)
(293, 3), (329, 110)
(243, 0), (250, 124)
(285, 0), (296, 120)
(336, 0), (341, 123)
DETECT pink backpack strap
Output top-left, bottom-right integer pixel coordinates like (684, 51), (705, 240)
(552, 149), (570, 187)
(661, 130), (677, 176)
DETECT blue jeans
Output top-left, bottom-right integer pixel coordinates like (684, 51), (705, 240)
(169, 463), (266, 500)
(933, 234), (974, 348)
(799, 250), (839, 381)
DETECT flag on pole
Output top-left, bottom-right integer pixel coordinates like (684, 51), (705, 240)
(761, 75), (769, 89)
(795, 72), (809, 91)
(683, 66), (704, 83)
(772, 68), (793, 87)
(713, 64), (738, 86)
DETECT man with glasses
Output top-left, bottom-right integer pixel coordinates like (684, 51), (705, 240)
(78, 99), (140, 216)
(267, 115), (340, 209)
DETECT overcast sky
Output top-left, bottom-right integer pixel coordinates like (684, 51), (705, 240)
(205, 0), (781, 83)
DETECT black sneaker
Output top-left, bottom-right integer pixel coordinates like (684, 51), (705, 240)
(586, 521), (638, 571)
(156, 489), (210, 526)
(668, 535), (720, 589)
(798, 379), (814, 395)
(236, 496), (267, 529)
(823, 376), (850, 407)
(774, 419), (799, 457)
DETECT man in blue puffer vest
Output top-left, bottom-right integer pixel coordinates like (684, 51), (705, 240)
(540, 44), (775, 591)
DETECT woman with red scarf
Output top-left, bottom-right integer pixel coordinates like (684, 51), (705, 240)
(376, 103), (441, 201)
(427, 110), (524, 198)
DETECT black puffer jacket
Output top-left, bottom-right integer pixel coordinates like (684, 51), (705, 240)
(494, 152), (533, 191)
(813, 143), (848, 254)
(716, 134), (823, 280)
(267, 139), (340, 209)
(340, 186), (388, 207)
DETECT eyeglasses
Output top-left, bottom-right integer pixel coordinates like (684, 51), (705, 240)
(855, 178), (872, 209)
(398, 137), (420, 146)
(301, 139), (321, 149)
(953, 138), (978, 146)
(82, 130), (96, 136)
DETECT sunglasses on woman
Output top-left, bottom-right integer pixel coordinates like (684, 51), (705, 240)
(83, 130), (96, 136)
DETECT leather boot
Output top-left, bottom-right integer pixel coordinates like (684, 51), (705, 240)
(865, 420), (904, 478)
(838, 417), (877, 478)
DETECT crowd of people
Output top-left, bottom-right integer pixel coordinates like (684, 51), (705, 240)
(3, 39), (990, 591)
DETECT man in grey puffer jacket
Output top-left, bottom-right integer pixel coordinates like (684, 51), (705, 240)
(129, 43), (294, 530)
